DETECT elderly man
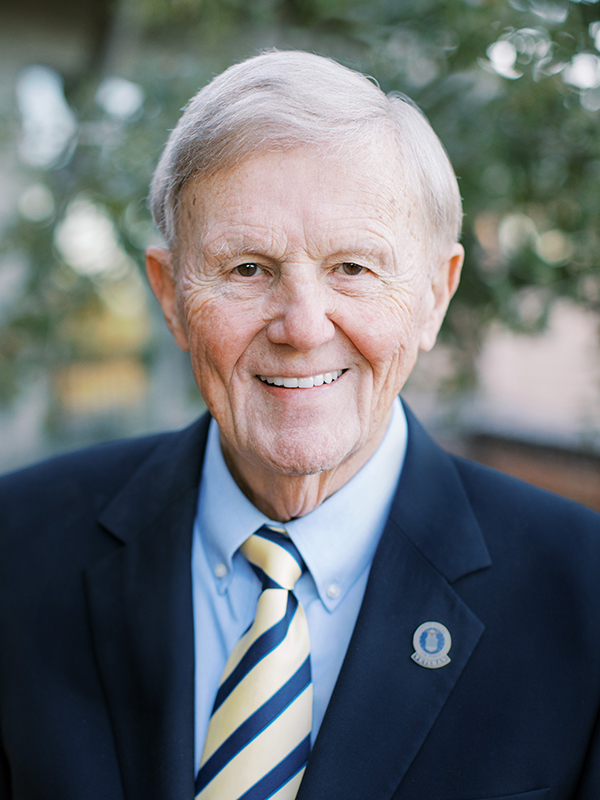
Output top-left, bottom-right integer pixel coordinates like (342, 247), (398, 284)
(0, 50), (599, 800)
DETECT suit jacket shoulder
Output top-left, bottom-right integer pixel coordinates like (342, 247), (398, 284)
(450, 451), (600, 601)
(0, 415), (211, 549)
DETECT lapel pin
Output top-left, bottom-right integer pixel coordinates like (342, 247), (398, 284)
(411, 621), (452, 669)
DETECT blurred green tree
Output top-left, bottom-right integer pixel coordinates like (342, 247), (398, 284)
(1, 0), (599, 407)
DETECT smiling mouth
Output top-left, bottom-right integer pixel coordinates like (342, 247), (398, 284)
(258, 369), (345, 389)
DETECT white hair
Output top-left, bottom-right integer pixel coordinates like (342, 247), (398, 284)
(149, 50), (462, 259)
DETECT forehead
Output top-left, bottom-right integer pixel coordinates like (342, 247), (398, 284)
(177, 144), (423, 257)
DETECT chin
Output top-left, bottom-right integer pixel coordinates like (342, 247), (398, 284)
(254, 429), (361, 477)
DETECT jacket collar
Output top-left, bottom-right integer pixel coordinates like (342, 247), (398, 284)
(391, 403), (491, 583)
(97, 414), (210, 544)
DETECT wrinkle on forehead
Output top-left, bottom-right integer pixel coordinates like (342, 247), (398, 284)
(176, 144), (426, 269)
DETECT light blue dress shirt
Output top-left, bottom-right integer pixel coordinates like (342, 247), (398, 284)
(191, 397), (408, 773)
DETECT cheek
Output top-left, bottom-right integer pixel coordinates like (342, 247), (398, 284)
(342, 293), (423, 372)
(182, 294), (263, 383)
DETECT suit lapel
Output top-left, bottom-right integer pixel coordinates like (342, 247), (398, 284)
(298, 405), (491, 800)
(84, 415), (211, 800)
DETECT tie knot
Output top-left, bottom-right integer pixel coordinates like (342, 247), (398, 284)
(240, 525), (305, 591)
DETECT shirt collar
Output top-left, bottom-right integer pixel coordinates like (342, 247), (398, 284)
(197, 397), (408, 609)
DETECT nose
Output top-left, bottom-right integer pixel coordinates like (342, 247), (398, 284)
(266, 271), (336, 352)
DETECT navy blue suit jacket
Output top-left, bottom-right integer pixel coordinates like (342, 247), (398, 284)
(1, 407), (599, 800)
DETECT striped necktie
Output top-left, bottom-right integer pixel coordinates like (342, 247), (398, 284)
(195, 524), (312, 800)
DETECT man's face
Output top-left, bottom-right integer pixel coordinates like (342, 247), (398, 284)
(147, 146), (461, 481)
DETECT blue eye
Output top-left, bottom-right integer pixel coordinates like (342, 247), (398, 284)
(340, 262), (364, 275)
(234, 263), (260, 277)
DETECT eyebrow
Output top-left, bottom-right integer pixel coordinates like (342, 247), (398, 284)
(319, 234), (396, 266)
(202, 232), (286, 261)
(202, 228), (396, 265)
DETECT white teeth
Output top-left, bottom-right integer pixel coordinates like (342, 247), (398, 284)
(259, 369), (344, 388)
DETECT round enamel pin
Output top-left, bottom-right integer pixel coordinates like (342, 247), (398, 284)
(411, 621), (452, 669)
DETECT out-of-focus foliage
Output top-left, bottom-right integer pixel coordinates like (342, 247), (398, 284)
(1, 0), (600, 404)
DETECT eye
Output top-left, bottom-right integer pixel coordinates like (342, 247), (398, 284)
(233, 263), (263, 277)
(339, 262), (366, 276)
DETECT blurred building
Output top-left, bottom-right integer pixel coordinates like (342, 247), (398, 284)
(406, 299), (600, 512)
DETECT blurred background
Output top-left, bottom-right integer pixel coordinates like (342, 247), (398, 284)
(0, 0), (599, 509)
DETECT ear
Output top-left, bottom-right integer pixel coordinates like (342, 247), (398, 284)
(145, 246), (190, 352)
(418, 243), (464, 353)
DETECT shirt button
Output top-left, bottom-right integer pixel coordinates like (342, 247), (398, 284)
(214, 563), (227, 578)
(327, 583), (340, 599)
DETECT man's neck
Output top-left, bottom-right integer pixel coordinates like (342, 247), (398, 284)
(219, 409), (393, 522)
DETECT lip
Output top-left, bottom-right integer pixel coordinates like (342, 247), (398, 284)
(257, 369), (346, 389)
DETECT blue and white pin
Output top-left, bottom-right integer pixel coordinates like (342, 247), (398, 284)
(411, 621), (452, 669)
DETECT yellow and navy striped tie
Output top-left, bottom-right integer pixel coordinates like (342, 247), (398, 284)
(195, 525), (312, 800)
